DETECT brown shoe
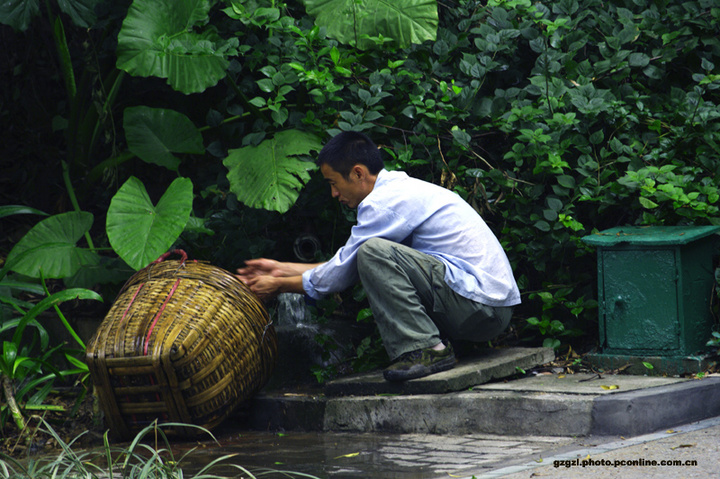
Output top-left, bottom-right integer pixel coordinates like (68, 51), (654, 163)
(383, 343), (456, 381)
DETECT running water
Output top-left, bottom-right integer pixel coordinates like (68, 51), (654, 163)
(271, 293), (374, 387)
(276, 293), (308, 326)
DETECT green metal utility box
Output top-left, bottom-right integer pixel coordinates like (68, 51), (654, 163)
(582, 225), (720, 374)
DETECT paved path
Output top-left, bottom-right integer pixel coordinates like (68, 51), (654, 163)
(469, 415), (720, 479)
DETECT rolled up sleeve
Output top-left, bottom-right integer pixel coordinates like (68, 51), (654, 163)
(302, 200), (411, 299)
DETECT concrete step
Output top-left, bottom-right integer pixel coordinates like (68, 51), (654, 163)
(324, 347), (555, 396)
(246, 347), (720, 438)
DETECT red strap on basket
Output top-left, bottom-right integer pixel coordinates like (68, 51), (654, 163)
(152, 249), (188, 264)
(119, 284), (145, 324)
(143, 249), (186, 354)
(143, 278), (181, 356)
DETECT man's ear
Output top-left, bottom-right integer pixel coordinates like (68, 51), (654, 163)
(352, 164), (366, 179)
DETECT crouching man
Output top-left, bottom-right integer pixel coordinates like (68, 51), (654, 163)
(236, 132), (520, 381)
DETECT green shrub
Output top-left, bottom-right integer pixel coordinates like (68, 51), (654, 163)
(2, 0), (719, 363)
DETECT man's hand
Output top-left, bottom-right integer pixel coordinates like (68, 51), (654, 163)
(236, 258), (286, 282)
(236, 258), (313, 301)
(241, 274), (282, 301)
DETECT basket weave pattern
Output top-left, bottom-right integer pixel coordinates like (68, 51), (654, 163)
(86, 252), (277, 438)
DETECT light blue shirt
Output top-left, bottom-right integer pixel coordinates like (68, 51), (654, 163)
(302, 169), (521, 307)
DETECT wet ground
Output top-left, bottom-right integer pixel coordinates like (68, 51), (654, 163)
(167, 426), (593, 479)
(158, 415), (720, 479)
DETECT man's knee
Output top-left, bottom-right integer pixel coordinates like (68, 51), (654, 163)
(358, 237), (392, 263)
(357, 238), (396, 280)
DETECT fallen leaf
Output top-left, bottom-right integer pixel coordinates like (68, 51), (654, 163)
(666, 430), (677, 434)
(557, 374), (566, 379)
(600, 385), (619, 390)
(334, 452), (360, 459)
(671, 444), (695, 450)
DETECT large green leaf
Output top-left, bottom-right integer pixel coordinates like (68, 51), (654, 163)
(106, 176), (194, 270)
(57, 0), (102, 28)
(116, 0), (239, 94)
(303, 0), (438, 50)
(0, 0), (101, 31)
(6, 212), (99, 279)
(0, 0), (40, 31)
(124, 106), (205, 171)
(223, 130), (322, 213)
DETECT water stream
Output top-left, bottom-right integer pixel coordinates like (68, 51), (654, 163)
(273, 293), (378, 383)
(276, 293), (309, 326)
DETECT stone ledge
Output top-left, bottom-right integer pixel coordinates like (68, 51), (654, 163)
(246, 375), (720, 437)
(324, 347), (555, 397)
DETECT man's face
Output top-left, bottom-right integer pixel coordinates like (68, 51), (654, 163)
(320, 163), (369, 209)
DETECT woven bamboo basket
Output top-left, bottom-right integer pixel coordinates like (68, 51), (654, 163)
(86, 250), (277, 439)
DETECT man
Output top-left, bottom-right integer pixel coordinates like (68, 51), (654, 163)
(236, 131), (520, 381)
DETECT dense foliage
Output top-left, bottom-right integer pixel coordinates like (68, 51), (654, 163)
(1, 0), (719, 405)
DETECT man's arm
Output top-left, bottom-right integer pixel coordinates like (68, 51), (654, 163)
(236, 258), (322, 279)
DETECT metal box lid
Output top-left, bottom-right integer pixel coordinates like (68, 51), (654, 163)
(582, 225), (720, 247)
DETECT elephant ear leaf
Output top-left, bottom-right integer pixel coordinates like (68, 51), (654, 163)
(6, 211), (99, 279)
(0, 0), (40, 32)
(57, 0), (103, 28)
(124, 106), (205, 171)
(116, 0), (238, 94)
(223, 130), (322, 214)
(303, 0), (438, 50)
(106, 176), (193, 270)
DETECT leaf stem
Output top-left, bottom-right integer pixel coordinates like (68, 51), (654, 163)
(40, 274), (87, 350)
(2, 375), (26, 432)
(61, 161), (95, 251)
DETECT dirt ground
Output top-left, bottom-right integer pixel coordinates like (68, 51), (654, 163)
(0, 389), (104, 459)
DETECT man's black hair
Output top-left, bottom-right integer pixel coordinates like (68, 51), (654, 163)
(317, 131), (384, 178)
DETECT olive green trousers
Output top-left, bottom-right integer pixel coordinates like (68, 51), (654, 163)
(357, 237), (513, 360)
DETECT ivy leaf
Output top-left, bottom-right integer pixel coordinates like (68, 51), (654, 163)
(557, 175), (576, 188)
(106, 177), (193, 270)
(547, 197), (564, 211)
(534, 220), (551, 232)
(628, 52), (650, 67)
(6, 212), (99, 279)
(639, 197), (659, 209)
(116, 0), (238, 94)
(303, 0), (438, 50)
(124, 106), (205, 171)
(223, 130), (322, 213)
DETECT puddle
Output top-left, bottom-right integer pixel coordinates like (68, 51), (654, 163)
(163, 428), (452, 478)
